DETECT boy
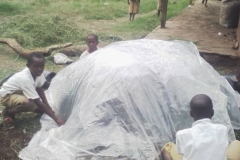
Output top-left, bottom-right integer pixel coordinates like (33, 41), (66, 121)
(128, 0), (140, 21)
(79, 34), (99, 59)
(161, 94), (240, 160)
(0, 53), (64, 127)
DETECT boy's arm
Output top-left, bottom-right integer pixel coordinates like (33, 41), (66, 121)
(128, 0), (130, 4)
(36, 87), (54, 112)
(20, 79), (64, 126)
(34, 98), (65, 126)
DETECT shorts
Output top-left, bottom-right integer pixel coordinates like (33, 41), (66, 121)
(161, 141), (240, 160)
(161, 142), (183, 160)
(129, 0), (140, 14)
(0, 94), (38, 112)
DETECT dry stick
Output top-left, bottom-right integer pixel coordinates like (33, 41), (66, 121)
(0, 38), (72, 59)
(161, 0), (168, 28)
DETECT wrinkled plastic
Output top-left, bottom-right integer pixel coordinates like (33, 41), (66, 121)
(19, 40), (240, 160)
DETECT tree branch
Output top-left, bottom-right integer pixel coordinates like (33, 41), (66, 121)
(0, 38), (72, 59)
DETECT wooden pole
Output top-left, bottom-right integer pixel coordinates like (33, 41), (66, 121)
(189, 0), (192, 5)
(161, 0), (168, 28)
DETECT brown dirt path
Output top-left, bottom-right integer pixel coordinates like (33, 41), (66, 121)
(145, 0), (239, 57)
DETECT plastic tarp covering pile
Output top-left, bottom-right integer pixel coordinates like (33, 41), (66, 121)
(19, 40), (240, 160)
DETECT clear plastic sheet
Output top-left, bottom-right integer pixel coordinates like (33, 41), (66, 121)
(19, 40), (240, 160)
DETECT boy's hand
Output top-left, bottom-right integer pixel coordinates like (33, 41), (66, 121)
(55, 117), (65, 126)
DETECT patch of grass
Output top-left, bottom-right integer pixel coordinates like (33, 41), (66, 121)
(193, 41), (200, 45)
(116, 14), (160, 38)
(0, 15), (88, 48)
(0, 45), (25, 80)
(16, 113), (41, 134)
(0, 2), (29, 15)
(73, 0), (127, 20)
(35, 0), (50, 6)
(167, 0), (189, 19)
(140, 0), (158, 14)
(97, 33), (123, 44)
(0, 44), (66, 81)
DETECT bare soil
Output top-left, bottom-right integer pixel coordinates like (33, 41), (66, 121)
(0, 113), (41, 160)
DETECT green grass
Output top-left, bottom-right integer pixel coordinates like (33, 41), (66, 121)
(73, 0), (127, 20)
(167, 0), (189, 19)
(0, 15), (88, 48)
(0, 2), (29, 15)
(139, 0), (159, 14)
(116, 14), (160, 39)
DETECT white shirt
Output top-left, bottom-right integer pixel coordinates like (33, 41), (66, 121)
(79, 47), (99, 60)
(0, 68), (46, 99)
(79, 50), (90, 60)
(176, 118), (228, 160)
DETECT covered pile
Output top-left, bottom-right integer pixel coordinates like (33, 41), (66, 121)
(20, 40), (240, 160)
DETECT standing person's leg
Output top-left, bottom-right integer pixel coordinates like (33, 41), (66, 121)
(161, 142), (183, 160)
(157, 10), (161, 17)
(132, 0), (140, 21)
(129, 1), (134, 21)
(132, 13), (135, 21)
(157, 0), (161, 17)
(129, 13), (133, 21)
(226, 140), (240, 160)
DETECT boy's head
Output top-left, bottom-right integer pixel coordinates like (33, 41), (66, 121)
(86, 34), (99, 53)
(190, 94), (214, 121)
(27, 53), (45, 77)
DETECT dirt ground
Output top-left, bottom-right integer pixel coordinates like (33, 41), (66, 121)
(0, 112), (41, 160)
(146, 0), (239, 57)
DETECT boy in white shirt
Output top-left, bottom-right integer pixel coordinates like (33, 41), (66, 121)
(0, 53), (64, 127)
(79, 34), (99, 60)
(161, 94), (240, 160)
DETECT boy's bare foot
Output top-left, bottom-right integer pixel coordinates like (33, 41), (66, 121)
(2, 108), (15, 128)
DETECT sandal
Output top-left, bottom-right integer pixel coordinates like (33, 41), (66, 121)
(2, 108), (15, 128)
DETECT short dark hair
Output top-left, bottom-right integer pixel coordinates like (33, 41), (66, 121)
(190, 94), (213, 119)
(86, 34), (98, 41)
(27, 53), (45, 64)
